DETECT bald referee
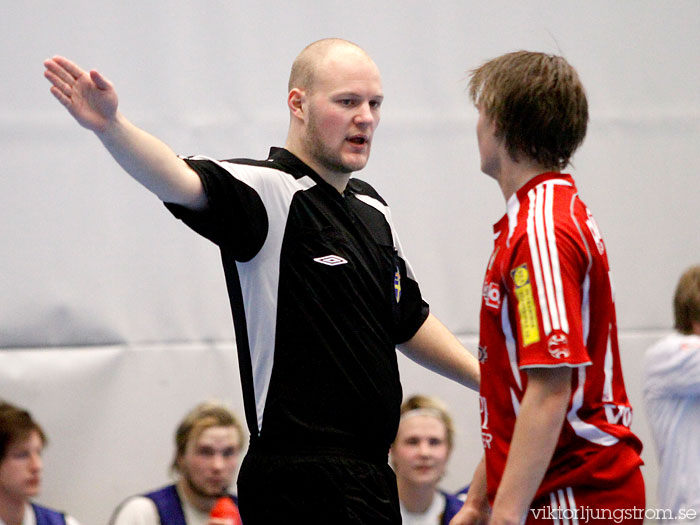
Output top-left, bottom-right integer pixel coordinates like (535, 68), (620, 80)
(44, 38), (479, 524)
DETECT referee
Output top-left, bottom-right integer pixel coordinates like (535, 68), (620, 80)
(44, 38), (479, 524)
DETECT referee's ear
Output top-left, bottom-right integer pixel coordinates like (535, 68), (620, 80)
(287, 88), (307, 122)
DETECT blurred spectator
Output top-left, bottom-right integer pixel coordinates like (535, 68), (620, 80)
(644, 264), (700, 522)
(0, 400), (82, 525)
(110, 400), (244, 525)
(391, 395), (463, 524)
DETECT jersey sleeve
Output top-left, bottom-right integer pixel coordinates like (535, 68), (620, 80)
(392, 245), (430, 344)
(377, 201), (429, 344)
(164, 157), (269, 262)
(507, 223), (591, 369)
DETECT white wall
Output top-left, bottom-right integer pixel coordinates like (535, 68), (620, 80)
(1, 1), (698, 523)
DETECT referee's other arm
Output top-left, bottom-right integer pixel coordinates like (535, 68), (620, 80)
(398, 313), (480, 391)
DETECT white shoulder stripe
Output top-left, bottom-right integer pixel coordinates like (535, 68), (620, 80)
(526, 183), (569, 337)
(536, 185), (560, 331)
(354, 193), (384, 213)
(185, 155), (317, 193)
(545, 184), (569, 333)
(355, 193), (420, 282)
(527, 189), (552, 335)
(354, 194), (397, 251)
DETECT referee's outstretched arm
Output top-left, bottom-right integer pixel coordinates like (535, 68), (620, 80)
(44, 55), (206, 210)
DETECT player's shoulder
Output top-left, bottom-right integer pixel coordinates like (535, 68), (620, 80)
(348, 178), (387, 205)
(186, 154), (280, 173)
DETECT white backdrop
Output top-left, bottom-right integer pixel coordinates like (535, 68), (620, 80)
(1, 1), (698, 523)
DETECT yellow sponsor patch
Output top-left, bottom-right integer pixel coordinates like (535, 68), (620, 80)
(511, 264), (540, 346)
(512, 265), (529, 287)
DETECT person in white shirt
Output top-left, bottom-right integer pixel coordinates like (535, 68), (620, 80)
(0, 400), (81, 525)
(644, 263), (700, 523)
(391, 395), (464, 525)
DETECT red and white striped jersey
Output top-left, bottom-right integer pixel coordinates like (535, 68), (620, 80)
(478, 173), (643, 502)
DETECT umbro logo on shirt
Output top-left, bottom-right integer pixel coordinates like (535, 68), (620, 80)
(313, 255), (348, 266)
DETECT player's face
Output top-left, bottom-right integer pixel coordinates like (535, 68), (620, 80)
(0, 431), (43, 501)
(391, 415), (450, 489)
(179, 426), (241, 498)
(476, 109), (501, 178)
(302, 49), (383, 179)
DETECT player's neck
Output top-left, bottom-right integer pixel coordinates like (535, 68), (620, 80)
(498, 155), (557, 202)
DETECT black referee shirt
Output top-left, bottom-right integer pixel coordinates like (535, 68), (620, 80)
(166, 147), (429, 461)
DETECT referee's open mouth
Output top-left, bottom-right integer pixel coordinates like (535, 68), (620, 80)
(347, 134), (369, 145)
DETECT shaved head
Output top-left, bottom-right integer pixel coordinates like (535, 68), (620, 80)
(284, 38), (382, 186)
(288, 38), (372, 94)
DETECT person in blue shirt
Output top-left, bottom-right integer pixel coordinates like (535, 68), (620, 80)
(110, 400), (244, 525)
(0, 400), (81, 525)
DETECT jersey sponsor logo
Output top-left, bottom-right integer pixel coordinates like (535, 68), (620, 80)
(394, 266), (401, 303)
(511, 264), (541, 346)
(313, 255), (348, 266)
(512, 265), (529, 288)
(547, 333), (570, 359)
(604, 403), (633, 427)
(478, 345), (488, 363)
(483, 281), (501, 309)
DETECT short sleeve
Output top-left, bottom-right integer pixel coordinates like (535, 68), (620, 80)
(507, 229), (590, 369)
(393, 247), (430, 344)
(372, 200), (429, 344)
(164, 157), (269, 262)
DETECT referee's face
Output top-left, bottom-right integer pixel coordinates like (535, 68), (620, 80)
(302, 46), (383, 181)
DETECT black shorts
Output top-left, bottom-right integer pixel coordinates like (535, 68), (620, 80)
(237, 450), (401, 524)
